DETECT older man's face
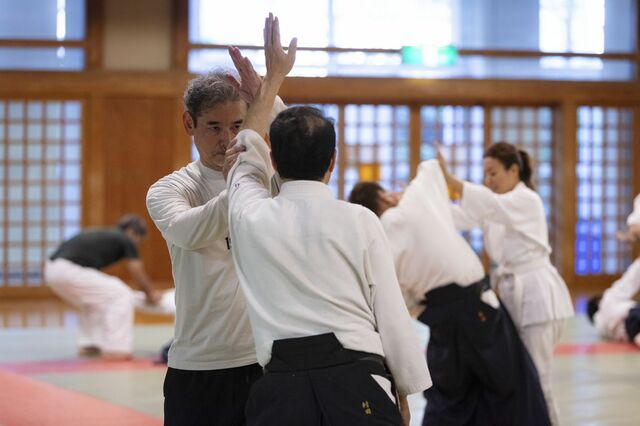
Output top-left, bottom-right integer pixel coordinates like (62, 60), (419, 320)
(186, 100), (247, 171)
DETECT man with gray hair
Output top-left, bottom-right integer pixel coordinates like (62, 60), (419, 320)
(146, 68), (285, 424)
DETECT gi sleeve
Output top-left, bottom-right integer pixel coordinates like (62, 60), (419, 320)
(363, 211), (432, 395)
(450, 204), (481, 230)
(627, 194), (640, 226)
(461, 181), (540, 228)
(380, 211), (422, 314)
(605, 258), (640, 302)
(227, 129), (272, 221)
(146, 179), (229, 251)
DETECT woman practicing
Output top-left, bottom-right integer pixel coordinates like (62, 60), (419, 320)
(438, 142), (574, 426)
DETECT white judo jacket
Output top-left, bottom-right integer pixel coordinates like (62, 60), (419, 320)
(227, 129), (432, 396)
(452, 181), (574, 328)
(595, 194), (640, 341)
(628, 194), (640, 227)
(380, 160), (485, 314)
(594, 259), (640, 341)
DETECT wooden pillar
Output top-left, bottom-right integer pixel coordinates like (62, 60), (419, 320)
(172, 0), (189, 71)
(337, 105), (346, 199)
(409, 105), (421, 178)
(556, 101), (578, 286)
(86, 0), (104, 70)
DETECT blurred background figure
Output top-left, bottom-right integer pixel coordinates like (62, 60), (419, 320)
(43, 214), (160, 361)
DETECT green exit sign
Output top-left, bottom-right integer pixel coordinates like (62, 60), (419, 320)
(401, 45), (458, 67)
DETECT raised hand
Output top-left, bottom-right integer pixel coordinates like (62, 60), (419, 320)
(223, 137), (246, 181)
(226, 46), (262, 104)
(236, 13), (297, 136)
(435, 142), (464, 196)
(435, 143), (450, 176)
(263, 13), (297, 84)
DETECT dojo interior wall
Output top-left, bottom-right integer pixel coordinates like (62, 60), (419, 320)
(1, 0), (639, 298)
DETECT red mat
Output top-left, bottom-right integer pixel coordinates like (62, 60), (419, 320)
(0, 357), (165, 374)
(0, 369), (162, 426)
(554, 341), (639, 355)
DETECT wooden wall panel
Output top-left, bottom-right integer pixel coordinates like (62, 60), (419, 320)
(99, 96), (186, 287)
(0, 71), (638, 297)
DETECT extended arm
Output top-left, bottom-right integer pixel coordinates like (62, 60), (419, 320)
(146, 182), (229, 250)
(226, 14), (297, 215)
(364, 213), (432, 398)
(126, 259), (160, 304)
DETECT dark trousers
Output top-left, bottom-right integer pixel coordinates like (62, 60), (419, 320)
(418, 278), (551, 426)
(625, 303), (640, 341)
(164, 363), (262, 426)
(246, 333), (403, 426)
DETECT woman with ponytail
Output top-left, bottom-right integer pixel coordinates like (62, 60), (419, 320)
(438, 141), (573, 426)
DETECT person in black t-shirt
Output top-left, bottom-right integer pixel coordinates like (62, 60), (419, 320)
(44, 214), (160, 360)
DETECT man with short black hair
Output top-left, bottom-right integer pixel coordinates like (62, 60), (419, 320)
(226, 14), (431, 425)
(44, 213), (159, 360)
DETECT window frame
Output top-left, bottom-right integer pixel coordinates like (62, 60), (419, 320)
(0, 0), (103, 71)
(177, 0), (637, 79)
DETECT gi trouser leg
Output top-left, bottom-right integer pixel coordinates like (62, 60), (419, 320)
(520, 320), (564, 426)
(419, 279), (551, 426)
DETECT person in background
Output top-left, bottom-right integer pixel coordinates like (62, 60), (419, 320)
(43, 213), (160, 361)
(349, 161), (551, 426)
(588, 193), (640, 347)
(225, 14), (430, 425)
(438, 142), (574, 425)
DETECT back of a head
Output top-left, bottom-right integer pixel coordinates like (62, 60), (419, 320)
(349, 182), (384, 217)
(587, 294), (602, 324)
(270, 106), (336, 181)
(484, 141), (535, 190)
(116, 213), (147, 237)
(183, 70), (241, 126)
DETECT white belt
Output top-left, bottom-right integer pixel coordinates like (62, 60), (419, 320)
(494, 257), (550, 317)
(496, 257), (551, 277)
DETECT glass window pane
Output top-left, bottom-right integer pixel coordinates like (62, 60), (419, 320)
(575, 105), (633, 275)
(27, 145), (43, 160)
(0, 47), (85, 72)
(0, 0), (86, 40)
(28, 226), (42, 241)
(27, 102), (44, 120)
(27, 124), (43, 140)
(190, 0), (327, 45)
(1, 97), (83, 286)
(9, 102), (24, 119)
(64, 101), (82, 120)
(333, 0), (452, 48)
(188, 0), (634, 81)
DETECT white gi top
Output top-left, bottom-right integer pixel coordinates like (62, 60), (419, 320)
(594, 259), (640, 341)
(628, 194), (640, 226)
(380, 160), (485, 313)
(227, 129), (432, 396)
(452, 181), (574, 327)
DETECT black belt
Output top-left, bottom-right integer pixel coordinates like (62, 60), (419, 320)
(264, 333), (388, 377)
(420, 275), (490, 307)
(417, 276), (491, 326)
